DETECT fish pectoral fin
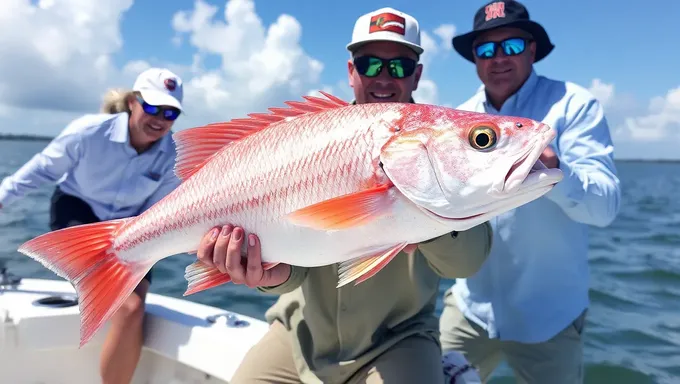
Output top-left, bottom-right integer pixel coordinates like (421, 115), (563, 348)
(286, 184), (394, 230)
(184, 260), (233, 296)
(184, 260), (281, 296)
(336, 242), (408, 288)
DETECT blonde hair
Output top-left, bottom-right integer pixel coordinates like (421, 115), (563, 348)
(100, 88), (136, 114)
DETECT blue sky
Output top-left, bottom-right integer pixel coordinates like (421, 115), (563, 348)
(120, 0), (678, 104)
(0, 0), (678, 159)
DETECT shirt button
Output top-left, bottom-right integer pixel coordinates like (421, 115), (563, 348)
(340, 304), (347, 311)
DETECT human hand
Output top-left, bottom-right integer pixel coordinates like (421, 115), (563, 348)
(196, 224), (291, 288)
(539, 146), (560, 169)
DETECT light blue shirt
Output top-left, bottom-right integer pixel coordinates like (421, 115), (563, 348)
(448, 70), (622, 343)
(0, 112), (181, 221)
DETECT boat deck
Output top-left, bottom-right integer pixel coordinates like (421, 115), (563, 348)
(0, 277), (269, 384)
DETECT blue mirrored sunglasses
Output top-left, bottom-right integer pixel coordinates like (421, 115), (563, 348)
(136, 95), (181, 121)
(474, 37), (532, 59)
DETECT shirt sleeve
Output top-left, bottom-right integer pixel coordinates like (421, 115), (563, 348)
(0, 125), (84, 208)
(417, 221), (493, 279)
(543, 94), (622, 228)
(257, 265), (309, 295)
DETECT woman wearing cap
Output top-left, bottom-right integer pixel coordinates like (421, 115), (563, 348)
(0, 67), (184, 384)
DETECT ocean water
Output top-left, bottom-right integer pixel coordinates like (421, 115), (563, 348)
(1, 139), (678, 383)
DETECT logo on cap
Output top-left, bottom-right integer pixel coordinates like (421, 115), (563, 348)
(369, 13), (406, 35)
(164, 78), (177, 91)
(485, 2), (506, 21)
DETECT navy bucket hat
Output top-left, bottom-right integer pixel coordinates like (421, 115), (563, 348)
(452, 0), (555, 63)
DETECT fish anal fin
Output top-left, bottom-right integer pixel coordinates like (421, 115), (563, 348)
(336, 242), (408, 288)
(172, 91), (349, 181)
(286, 184), (393, 230)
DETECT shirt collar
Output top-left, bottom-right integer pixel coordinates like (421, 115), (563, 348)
(108, 112), (130, 144)
(482, 69), (539, 113)
(108, 112), (171, 154)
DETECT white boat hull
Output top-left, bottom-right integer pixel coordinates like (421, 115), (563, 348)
(0, 277), (269, 384)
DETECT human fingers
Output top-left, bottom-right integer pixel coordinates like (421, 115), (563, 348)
(196, 227), (220, 267)
(225, 227), (247, 284)
(211, 225), (233, 274)
(244, 234), (264, 288)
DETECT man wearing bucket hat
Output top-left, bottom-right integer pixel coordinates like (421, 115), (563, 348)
(439, 1), (621, 382)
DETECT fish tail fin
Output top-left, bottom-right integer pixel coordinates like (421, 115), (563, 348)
(183, 260), (281, 296)
(17, 218), (152, 347)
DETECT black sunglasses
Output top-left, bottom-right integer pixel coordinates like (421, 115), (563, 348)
(136, 95), (181, 121)
(474, 37), (533, 59)
(353, 56), (418, 79)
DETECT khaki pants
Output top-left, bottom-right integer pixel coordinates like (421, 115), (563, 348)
(439, 303), (587, 384)
(231, 321), (445, 384)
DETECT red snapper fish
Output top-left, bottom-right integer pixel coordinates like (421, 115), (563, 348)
(18, 92), (563, 347)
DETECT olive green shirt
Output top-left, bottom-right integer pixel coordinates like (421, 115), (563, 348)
(257, 223), (493, 383)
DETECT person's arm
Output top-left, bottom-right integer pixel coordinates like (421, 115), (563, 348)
(0, 124), (84, 209)
(256, 265), (309, 295)
(418, 222), (493, 279)
(543, 94), (621, 228)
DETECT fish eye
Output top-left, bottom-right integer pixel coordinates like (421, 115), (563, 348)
(469, 126), (497, 150)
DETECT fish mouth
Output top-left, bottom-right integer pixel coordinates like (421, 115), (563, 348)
(419, 178), (559, 226)
(500, 127), (563, 194)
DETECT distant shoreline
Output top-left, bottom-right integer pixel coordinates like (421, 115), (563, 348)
(0, 134), (53, 142)
(0, 134), (677, 163)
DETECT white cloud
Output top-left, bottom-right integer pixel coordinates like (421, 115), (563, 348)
(169, 0), (325, 127)
(0, 0), (134, 113)
(621, 86), (680, 142)
(411, 24), (457, 106)
(7, 1), (672, 161)
(433, 24), (456, 51)
(588, 78), (614, 107)
(0, 0), (327, 136)
(0, 2), (461, 138)
(412, 31), (439, 105)
(586, 79), (680, 159)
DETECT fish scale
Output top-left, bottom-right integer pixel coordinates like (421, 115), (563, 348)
(110, 102), (395, 263)
(17, 91), (564, 348)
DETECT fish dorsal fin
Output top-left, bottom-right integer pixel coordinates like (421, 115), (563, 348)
(172, 91), (349, 181)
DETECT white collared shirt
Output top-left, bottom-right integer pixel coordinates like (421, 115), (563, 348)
(0, 112), (180, 220)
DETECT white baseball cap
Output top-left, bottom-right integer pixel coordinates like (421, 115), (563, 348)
(346, 7), (423, 55)
(133, 67), (184, 111)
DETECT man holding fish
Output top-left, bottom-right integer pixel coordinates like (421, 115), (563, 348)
(15, 5), (563, 384)
(439, 1), (622, 383)
(189, 7), (555, 384)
